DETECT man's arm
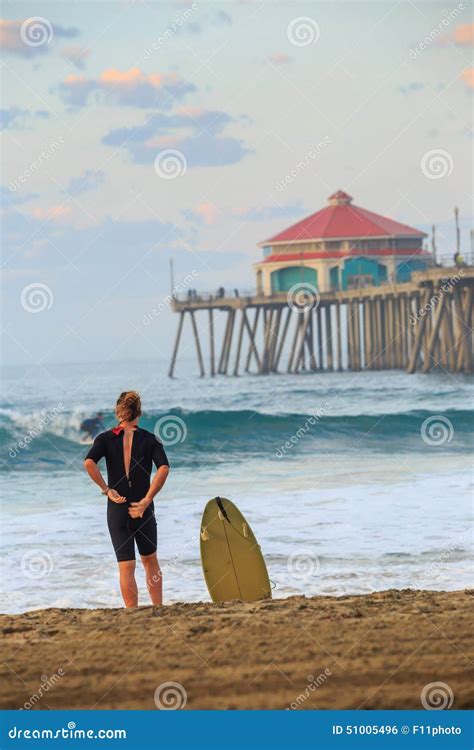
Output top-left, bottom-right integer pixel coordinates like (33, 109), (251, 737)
(147, 465), (170, 501)
(84, 458), (108, 494)
(83, 457), (126, 504)
(128, 465), (169, 518)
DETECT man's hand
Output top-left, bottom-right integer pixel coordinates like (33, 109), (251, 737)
(128, 498), (150, 518)
(107, 489), (127, 504)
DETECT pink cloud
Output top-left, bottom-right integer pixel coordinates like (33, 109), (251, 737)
(266, 52), (293, 65)
(32, 205), (72, 223)
(461, 67), (474, 89)
(195, 202), (219, 225)
(0, 18), (78, 57)
(58, 67), (195, 108)
(62, 45), (90, 70)
(453, 24), (474, 46)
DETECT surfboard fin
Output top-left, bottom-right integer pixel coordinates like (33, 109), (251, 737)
(201, 527), (209, 541)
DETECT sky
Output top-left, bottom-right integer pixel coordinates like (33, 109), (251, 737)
(1, 0), (473, 366)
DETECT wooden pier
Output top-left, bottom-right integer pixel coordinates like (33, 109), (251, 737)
(169, 267), (473, 377)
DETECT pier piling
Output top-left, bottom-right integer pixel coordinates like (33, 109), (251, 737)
(168, 267), (474, 377)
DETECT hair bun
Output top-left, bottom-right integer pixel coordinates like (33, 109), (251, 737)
(116, 390), (142, 422)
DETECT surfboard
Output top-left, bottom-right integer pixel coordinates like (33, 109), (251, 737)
(200, 496), (271, 603)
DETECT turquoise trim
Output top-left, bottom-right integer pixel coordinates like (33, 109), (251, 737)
(396, 259), (429, 282)
(271, 266), (318, 293)
(330, 266), (340, 290)
(342, 257), (387, 289)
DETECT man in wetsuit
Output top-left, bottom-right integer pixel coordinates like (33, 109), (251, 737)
(83, 392), (170, 608)
(80, 413), (104, 440)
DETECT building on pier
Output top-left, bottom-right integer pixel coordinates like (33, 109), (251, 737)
(254, 191), (432, 295)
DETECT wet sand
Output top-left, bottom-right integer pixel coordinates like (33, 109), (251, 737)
(1, 590), (472, 710)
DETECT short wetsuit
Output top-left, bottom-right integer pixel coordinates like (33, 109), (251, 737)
(85, 427), (169, 562)
(81, 418), (103, 438)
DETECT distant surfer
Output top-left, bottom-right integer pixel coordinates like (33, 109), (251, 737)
(83, 391), (170, 608)
(80, 412), (104, 440)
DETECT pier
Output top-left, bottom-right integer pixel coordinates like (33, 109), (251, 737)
(169, 266), (473, 377)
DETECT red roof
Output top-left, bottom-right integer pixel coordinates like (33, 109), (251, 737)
(261, 191), (427, 245)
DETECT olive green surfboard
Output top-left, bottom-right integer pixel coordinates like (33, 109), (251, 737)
(200, 496), (271, 603)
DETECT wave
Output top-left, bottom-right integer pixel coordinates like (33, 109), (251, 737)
(1, 406), (472, 471)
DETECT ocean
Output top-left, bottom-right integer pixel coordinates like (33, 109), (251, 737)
(1, 359), (472, 613)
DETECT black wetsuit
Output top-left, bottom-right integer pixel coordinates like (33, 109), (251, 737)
(80, 417), (104, 439)
(85, 428), (169, 562)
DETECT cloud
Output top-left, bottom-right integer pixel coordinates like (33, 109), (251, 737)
(58, 67), (195, 108)
(0, 185), (38, 207)
(0, 106), (26, 131)
(231, 201), (304, 222)
(215, 10), (232, 26)
(183, 202), (219, 226)
(183, 200), (304, 226)
(0, 106), (49, 131)
(0, 18), (78, 57)
(398, 81), (425, 96)
(452, 24), (474, 46)
(172, 9), (231, 34)
(65, 169), (105, 196)
(3, 209), (183, 268)
(266, 52), (293, 65)
(461, 68), (474, 89)
(31, 204), (73, 224)
(102, 107), (251, 168)
(62, 44), (90, 70)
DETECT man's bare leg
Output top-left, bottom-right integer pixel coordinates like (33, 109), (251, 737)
(118, 560), (138, 607)
(141, 552), (162, 605)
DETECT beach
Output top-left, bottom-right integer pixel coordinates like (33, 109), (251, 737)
(2, 363), (473, 712)
(1, 589), (472, 710)
(2, 363), (473, 614)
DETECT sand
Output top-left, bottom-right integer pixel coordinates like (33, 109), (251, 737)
(1, 590), (472, 710)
